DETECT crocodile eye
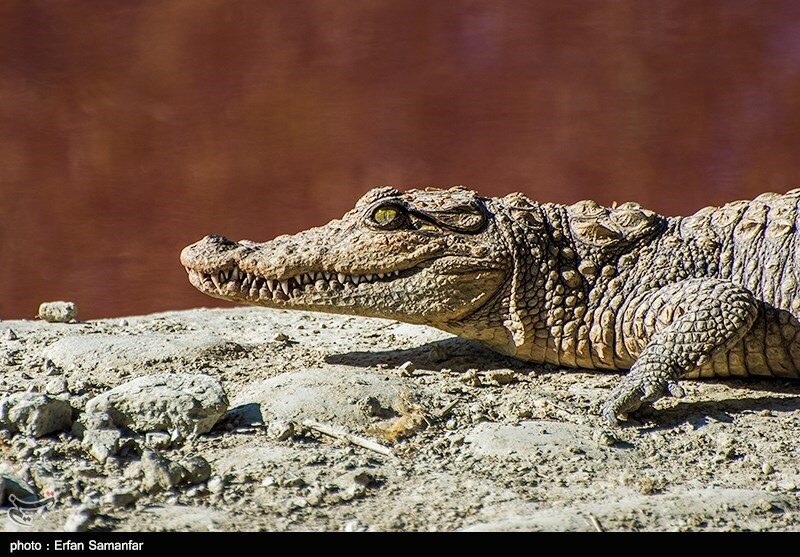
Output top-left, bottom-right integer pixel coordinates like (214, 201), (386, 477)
(371, 205), (406, 229)
(374, 207), (397, 224)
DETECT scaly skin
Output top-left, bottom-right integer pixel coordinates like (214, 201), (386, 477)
(180, 186), (800, 425)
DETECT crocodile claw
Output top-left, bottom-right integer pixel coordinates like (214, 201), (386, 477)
(601, 375), (685, 426)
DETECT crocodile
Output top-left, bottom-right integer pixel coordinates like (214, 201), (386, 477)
(180, 186), (800, 424)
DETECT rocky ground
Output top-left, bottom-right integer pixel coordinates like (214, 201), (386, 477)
(0, 306), (799, 531)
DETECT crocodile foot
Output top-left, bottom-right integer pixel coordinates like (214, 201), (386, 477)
(601, 375), (685, 426)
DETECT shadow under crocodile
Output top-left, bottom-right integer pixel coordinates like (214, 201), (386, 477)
(633, 393), (800, 431)
(325, 337), (544, 374)
(325, 337), (800, 424)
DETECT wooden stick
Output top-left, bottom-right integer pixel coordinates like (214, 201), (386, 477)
(587, 514), (604, 532)
(302, 419), (396, 459)
(436, 399), (460, 421)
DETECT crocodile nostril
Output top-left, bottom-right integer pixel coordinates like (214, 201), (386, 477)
(204, 234), (239, 248)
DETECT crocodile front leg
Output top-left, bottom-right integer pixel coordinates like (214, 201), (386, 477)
(601, 278), (759, 425)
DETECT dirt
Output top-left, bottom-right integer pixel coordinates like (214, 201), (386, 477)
(0, 306), (799, 532)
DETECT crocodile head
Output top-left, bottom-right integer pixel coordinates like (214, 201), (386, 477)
(180, 186), (514, 327)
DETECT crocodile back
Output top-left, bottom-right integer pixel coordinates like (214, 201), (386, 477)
(679, 189), (800, 314)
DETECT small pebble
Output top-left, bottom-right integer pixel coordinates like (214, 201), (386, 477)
(144, 432), (172, 450)
(44, 377), (69, 395)
(101, 491), (137, 508)
(459, 369), (482, 387)
(184, 485), (205, 498)
(358, 396), (388, 418)
(487, 370), (515, 385)
(207, 476), (225, 494)
(593, 429), (618, 447)
(267, 420), (295, 441)
(37, 301), (78, 323)
(180, 456), (212, 485)
(274, 332), (289, 342)
(343, 520), (364, 532)
(4, 329), (17, 341)
(44, 359), (62, 376)
(398, 361), (416, 377)
(281, 476), (306, 488)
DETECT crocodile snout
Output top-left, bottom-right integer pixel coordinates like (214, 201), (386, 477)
(180, 235), (244, 272)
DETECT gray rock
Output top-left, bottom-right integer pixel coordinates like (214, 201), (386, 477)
(228, 367), (432, 431)
(267, 420), (295, 441)
(357, 396), (391, 418)
(101, 491), (138, 509)
(37, 301), (78, 323)
(2, 351), (17, 366)
(44, 377), (69, 395)
(206, 476), (225, 495)
(398, 361), (416, 376)
(486, 370), (515, 385)
(122, 462), (143, 480)
(83, 373), (228, 438)
(460, 369), (482, 387)
(43, 359), (62, 376)
(82, 429), (122, 463)
(144, 432), (172, 450)
(141, 451), (185, 494)
(336, 469), (378, 488)
(280, 476), (306, 488)
(0, 393), (72, 437)
(343, 519), (366, 532)
(4, 329), (17, 341)
(180, 456), (212, 485)
(74, 412), (113, 434)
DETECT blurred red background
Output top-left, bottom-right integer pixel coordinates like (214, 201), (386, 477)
(2, 0), (800, 319)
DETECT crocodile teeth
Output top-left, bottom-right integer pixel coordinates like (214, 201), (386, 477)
(210, 274), (222, 291)
(202, 264), (410, 298)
